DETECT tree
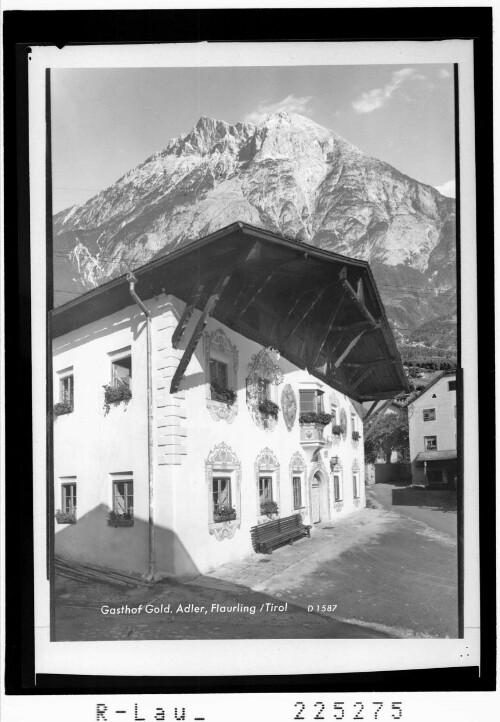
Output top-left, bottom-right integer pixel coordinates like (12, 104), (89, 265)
(364, 408), (409, 464)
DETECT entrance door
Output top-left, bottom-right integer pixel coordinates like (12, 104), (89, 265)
(311, 477), (321, 523)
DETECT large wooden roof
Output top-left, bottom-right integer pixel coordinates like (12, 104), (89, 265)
(51, 222), (409, 401)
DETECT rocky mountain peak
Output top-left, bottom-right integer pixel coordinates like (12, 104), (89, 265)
(53, 112), (456, 359)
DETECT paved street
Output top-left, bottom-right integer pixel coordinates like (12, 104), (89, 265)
(55, 483), (458, 640)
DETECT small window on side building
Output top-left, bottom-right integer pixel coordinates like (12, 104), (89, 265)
(448, 380), (456, 391)
(424, 436), (437, 451)
(423, 408), (436, 421)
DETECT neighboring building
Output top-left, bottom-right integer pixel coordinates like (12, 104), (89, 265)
(51, 222), (408, 579)
(407, 371), (457, 486)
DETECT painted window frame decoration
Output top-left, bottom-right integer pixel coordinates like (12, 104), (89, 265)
(246, 348), (283, 431)
(203, 328), (239, 424)
(255, 447), (280, 521)
(205, 442), (241, 540)
(289, 451), (307, 517)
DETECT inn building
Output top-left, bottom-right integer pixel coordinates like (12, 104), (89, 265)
(51, 222), (408, 578)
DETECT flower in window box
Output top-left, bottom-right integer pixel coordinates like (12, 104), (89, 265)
(213, 504), (237, 523)
(352, 430), (361, 441)
(210, 383), (237, 406)
(107, 510), (134, 527)
(54, 401), (73, 416)
(55, 509), (76, 524)
(260, 499), (279, 516)
(299, 411), (333, 426)
(102, 384), (132, 414)
(331, 424), (343, 436)
(258, 399), (280, 418)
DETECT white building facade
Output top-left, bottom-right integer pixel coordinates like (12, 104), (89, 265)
(51, 223), (408, 579)
(408, 372), (457, 486)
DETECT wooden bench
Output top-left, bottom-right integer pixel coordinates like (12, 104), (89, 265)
(251, 513), (312, 554)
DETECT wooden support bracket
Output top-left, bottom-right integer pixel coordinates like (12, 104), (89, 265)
(170, 274), (231, 393)
(333, 329), (367, 369)
(340, 267), (378, 327)
(310, 291), (345, 370)
(171, 284), (205, 349)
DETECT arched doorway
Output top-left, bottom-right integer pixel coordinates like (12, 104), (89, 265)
(310, 469), (329, 524)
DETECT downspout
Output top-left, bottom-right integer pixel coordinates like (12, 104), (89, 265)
(127, 272), (155, 582)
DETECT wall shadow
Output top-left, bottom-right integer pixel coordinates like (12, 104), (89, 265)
(391, 487), (457, 513)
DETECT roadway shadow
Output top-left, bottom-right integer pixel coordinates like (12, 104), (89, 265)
(391, 486), (457, 513)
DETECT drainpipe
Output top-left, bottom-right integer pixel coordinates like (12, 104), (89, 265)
(127, 272), (155, 582)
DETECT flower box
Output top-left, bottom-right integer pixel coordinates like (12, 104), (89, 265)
(54, 401), (73, 416)
(299, 412), (332, 426)
(331, 424), (343, 436)
(210, 384), (236, 406)
(103, 384), (132, 413)
(55, 509), (76, 524)
(107, 511), (134, 527)
(259, 399), (280, 418)
(352, 431), (361, 441)
(213, 504), (237, 523)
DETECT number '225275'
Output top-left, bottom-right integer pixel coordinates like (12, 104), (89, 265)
(293, 701), (403, 720)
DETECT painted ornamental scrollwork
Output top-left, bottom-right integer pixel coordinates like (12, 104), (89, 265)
(334, 501), (344, 512)
(204, 328), (239, 424)
(246, 348), (284, 431)
(205, 442), (241, 540)
(254, 447), (280, 524)
(281, 384), (297, 431)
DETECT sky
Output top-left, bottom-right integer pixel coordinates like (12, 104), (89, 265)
(51, 64), (455, 213)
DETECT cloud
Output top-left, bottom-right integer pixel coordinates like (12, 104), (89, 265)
(435, 179), (455, 198)
(352, 68), (426, 114)
(438, 68), (452, 80)
(244, 94), (314, 124)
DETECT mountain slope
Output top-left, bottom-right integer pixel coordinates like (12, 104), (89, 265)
(53, 112), (456, 354)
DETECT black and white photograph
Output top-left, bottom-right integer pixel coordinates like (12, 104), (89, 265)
(21, 35), (483, 680)
(48, 57), (461, 643)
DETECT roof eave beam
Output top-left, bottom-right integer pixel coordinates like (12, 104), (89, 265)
(340, 267), (378, 327)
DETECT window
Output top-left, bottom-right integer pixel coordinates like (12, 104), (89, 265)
(259, 476), (273, 502)
(113, 480), (133, 514)
(292, 476), (302, 509)
(61, 483), (76, 514)
(299, 389), (324, 414)
(213, 476), (231, 509)
(60, 374), (74, 407)
(333, 474), (342, 502)
(257, 377), (271, 402)
(423, 408), (436, 421)
(424, 436), (437, 451)
(352, 472), (360, 499)
(210, 359), (228, 390)
(112, 356), (132, 389)
(448, 380), (456, 391)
